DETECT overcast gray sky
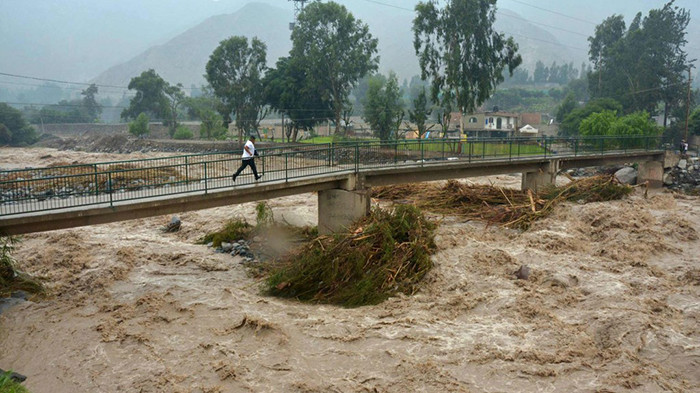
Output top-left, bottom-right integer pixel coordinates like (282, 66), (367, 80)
(0, 0), (697, 84)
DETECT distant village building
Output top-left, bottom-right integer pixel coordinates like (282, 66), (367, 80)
(461, 111), (520, 138)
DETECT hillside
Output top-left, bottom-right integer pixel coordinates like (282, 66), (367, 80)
(92, 2), (292, 89)
(92, 2), (574, 89)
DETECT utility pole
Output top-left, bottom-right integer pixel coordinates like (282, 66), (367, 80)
(288, 0), (308, 30)
(685, 67), (692, 141)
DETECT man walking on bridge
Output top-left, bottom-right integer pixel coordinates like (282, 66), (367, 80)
(232, 135), (261, 182)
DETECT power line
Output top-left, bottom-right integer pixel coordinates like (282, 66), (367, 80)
(497, 11), (589, 38)
(3, 101), (130, 109)
(0, 71), (199, 91)
(0, 79), (136, 95)
(0, 72), (128, 90)
(502, 0), (597, 25)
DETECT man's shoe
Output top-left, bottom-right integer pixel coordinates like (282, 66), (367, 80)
(255, 176), (261, 181)
(232, 174), (237, 182)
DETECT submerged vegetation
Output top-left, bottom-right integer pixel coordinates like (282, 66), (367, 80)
(0, 236), (44, 298)
(199, 219), (253, 247)
(0, 371), (30, 393)
(372, 175), (633, 229)
(266, 205), (436, 308)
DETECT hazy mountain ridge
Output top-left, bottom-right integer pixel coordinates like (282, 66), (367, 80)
(92, 2), (575, 89)
(92, 3), (293, 88)
(2, 0), (697, 92)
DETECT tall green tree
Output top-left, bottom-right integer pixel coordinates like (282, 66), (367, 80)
(264, 56), (333, 142)
(408, 87), (432, 139)
(413, 0), (521, 129)
(163, 83), (186, 137)
(121, 69), (171, 122)
(81, 84), (102, 121)
(291, 1), (379, 136)
(363, 72), (404, 141)
(205, 36), (267, 142)
(588, 2), (691, 117)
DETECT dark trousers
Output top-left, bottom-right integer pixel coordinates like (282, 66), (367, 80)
(233, 158), (259, 179)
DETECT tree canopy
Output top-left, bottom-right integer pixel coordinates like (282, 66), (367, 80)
(579, 110), (662, 148)
(362, 72), (404, 141)
(290, 1), (378, 136)
(413, 0), (521, 119)
(121, 69), (171, 122)
(81, 84), (102, 121)
(0, 103), (38, 146)
(588, 1), (692, 117)
(205, 36), (267, 141)
(559, 98), (623, 136)
(264, 56), (333, 142)
(408, 86), (432, 139)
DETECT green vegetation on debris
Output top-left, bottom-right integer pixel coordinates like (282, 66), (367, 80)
(266, 205), (436, 308)
(0, 372), (30, 393)
(0, 236), (44, 298)
(199, 219), (253, 248)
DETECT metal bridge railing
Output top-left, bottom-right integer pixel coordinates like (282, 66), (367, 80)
(0, 135), (666, 216)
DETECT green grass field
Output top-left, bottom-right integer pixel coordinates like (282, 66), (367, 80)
(398, 140), (546, 156)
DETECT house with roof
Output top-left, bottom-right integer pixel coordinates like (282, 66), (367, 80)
(461, 111), (520, 138)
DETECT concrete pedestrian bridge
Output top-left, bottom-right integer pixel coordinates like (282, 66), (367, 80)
(0, 137), (670, 235)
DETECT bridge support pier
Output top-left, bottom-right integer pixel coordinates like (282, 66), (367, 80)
(522, 160), (559, 192)
(318, 189), (370, 235)
(638, 161), (663, 188)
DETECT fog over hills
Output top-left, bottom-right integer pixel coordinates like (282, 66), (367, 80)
(1, 0), (698, 93)
(92, 2), (574, 89)
(92, 3), (293, 89)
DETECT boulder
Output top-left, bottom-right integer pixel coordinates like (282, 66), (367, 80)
(678, 159), (687, 170)
(515, 265), (530, 280)
(663, 172), (674, 186)
(614, 167), (637, 185)
(163, 216), (181, 232)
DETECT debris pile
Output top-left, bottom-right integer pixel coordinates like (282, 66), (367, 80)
(266, 205), (436, 307)
(373, 175), (633, 229)
(665, 156), (700, 194)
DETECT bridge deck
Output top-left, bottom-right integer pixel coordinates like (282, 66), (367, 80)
(0, 137), (667, 234)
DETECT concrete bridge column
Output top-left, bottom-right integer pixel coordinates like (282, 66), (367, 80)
(318, 174), (370, 235)
(522, 160), (559, 192)
(638, 161), (664, 188)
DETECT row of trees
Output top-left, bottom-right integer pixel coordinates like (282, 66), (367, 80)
(22, 84), (102, 124)
(504, 61), (588, 86)
(553, 1), (695, 140)
(120, 0), (521, 142)
(587, 1), (691, 123)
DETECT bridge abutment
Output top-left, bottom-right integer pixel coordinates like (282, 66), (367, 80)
(638, 161), (664, 188)
(317, 189), (371, 235)
(521, 160), (559, 191)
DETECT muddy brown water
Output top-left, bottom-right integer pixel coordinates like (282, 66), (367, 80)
(1, 147), (699, 392)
